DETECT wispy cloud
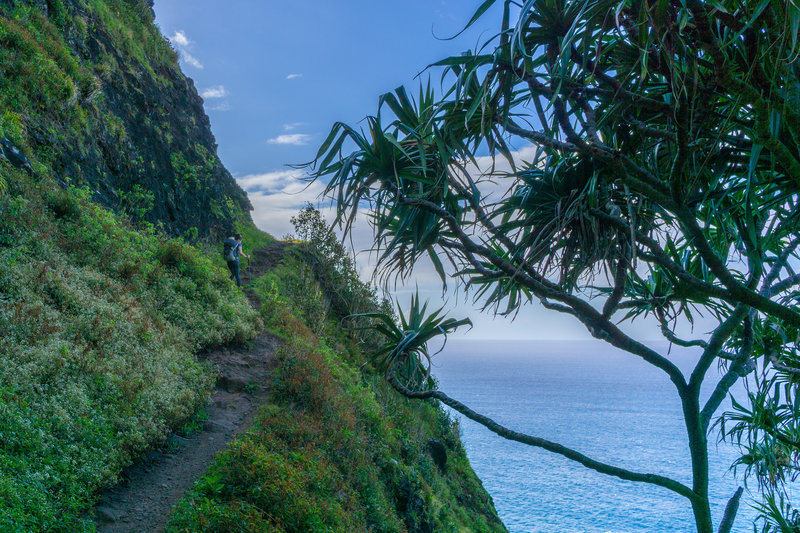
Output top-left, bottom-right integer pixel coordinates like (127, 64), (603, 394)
(237, 169), (324, 239)
(286, 73), (303, 80)
(283, 122), (306, 131)
(201, 85), (228, 99)
(236, 169), (310, 193)
(170, 30), (190, 47)
(182, 51), (204, 70)
(169, 30), (204, 69)
(207, 101), (231, 112)
(267, 133), (312, 146)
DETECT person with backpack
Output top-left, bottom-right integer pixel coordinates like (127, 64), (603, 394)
(223, 233), (249, 287)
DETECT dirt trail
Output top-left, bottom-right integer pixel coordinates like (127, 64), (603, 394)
(92, 242), (289, 532)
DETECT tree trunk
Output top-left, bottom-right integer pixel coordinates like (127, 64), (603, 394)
(684, 390), (714, 533)
(691, 497), (714, 533)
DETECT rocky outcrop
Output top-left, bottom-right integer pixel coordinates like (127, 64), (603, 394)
(0, 138), (33, 173)
(0, 0), (250, 237)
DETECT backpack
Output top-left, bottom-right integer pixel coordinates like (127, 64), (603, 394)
(223, 237), (238, 262)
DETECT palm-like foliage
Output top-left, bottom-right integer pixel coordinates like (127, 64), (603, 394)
(351, 292), (472, 390)
(305, 1), (800, 531)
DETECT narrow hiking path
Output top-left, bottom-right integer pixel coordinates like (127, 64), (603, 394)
(93, 241), (290, 532)
(93, 334), (280, 532)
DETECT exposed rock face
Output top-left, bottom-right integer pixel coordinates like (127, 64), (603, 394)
(0, 138), (33, 173)
(0, 0), (251, 237)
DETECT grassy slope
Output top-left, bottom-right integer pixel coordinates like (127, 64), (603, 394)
(0, 2), (504, 531)
(167, 219), (506, 533)
(0, 1), (263, 530)
(0, 169), (262, 531)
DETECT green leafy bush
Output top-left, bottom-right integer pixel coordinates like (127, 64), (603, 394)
(290, 204), (391, 322)
(0, 174), (260, 531)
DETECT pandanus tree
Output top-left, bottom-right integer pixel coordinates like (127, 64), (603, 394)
(304, 1), (800, 531)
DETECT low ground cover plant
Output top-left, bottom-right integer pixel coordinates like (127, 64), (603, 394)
(0, 166), (260, 531)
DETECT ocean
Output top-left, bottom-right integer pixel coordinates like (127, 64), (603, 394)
(431, 339), (758, 533)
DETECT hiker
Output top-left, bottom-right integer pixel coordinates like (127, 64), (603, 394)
(223, 233), (250, 287)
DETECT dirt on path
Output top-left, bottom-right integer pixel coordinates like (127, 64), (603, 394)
(92, 242), (290, 532)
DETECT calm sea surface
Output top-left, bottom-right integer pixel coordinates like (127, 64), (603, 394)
(431, 339), (758, 533)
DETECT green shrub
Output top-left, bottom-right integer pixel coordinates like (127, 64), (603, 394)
(290, 204), (390, 321)
(45, 186), (84, 220)
(118, 184), (155, 219)
(0, 174), (261, 529)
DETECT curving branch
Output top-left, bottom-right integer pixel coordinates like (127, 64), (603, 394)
(592, 210), (732, 302)
(701, 314), (755, 430)
(446, 172), (520, 256)
(765, 273), (800, 299)
(657, 313), (708, 349)
(539, 297), (581, 318)
(392, 192), (688, 388)
(689, 305), (749, 394)
(677, 211), (800, 327)
(504, 122), (579, 152)
(597, 208), (800, 328)
(769, 354), (800, 377)
(624, 114), (677, 141)
(387, 357), (698, 502)
(761, 235), (800, 293)
(602, 256), (627, 319)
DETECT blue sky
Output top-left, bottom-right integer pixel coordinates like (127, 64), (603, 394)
(153, 0), (501, 176)
(151, 1), (680, 342)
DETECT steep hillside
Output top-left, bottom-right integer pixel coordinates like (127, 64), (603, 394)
(168, 216), (506, 533)
(0, 1), (262, 529)
(0, 1), (505, 531)
(0, 0), (249, 237)
(0, 179), (261, 531)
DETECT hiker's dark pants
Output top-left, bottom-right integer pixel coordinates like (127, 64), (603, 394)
(227, 260), (241, 287)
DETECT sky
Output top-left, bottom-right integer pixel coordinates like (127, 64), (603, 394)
(153, 0), (501, 176)
(152, 1), (504, 240)
(151, 1), (696, 342)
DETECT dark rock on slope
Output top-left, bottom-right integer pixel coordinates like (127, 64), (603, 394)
(0, 0), (251, 237)
(0, 137), (33, 173)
